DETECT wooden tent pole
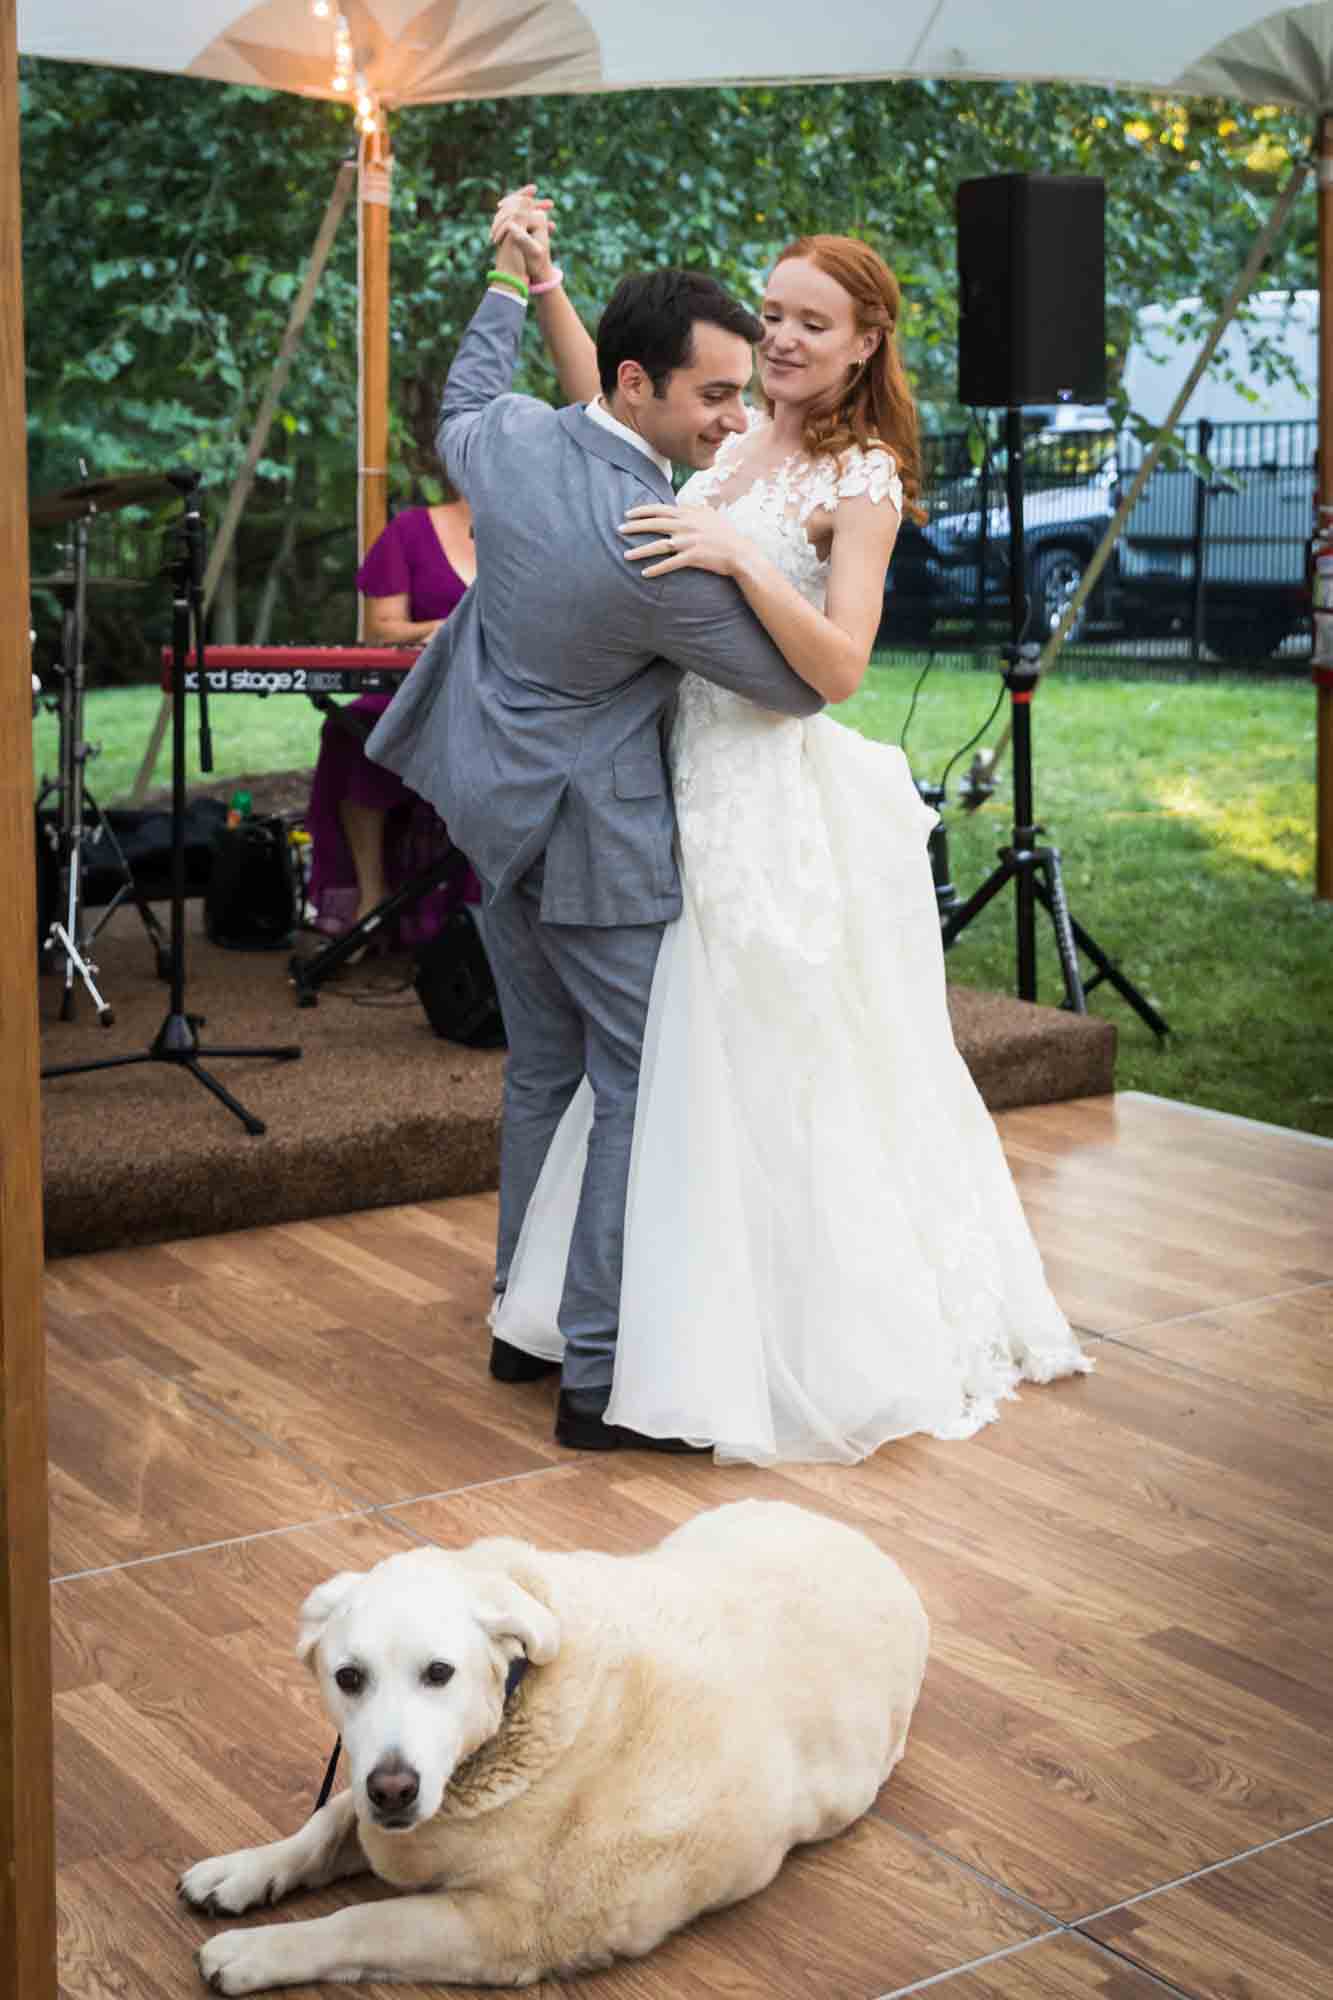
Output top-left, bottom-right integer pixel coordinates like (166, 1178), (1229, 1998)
(1315, 114), (1333, 901)
(0, 0), (58, 1989)
(128, 157), (358, 804)
(357, 118), (393, 621)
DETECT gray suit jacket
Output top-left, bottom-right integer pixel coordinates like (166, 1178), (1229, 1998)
(367, 289), (822, 926)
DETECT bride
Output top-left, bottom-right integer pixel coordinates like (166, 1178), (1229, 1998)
(490, 190), (1091, 1465)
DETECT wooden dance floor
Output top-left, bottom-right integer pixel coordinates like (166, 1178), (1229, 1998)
(44, 1092), (1332, 1999)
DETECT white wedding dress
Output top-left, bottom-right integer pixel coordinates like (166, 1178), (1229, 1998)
(493, 412), (1091, 1463)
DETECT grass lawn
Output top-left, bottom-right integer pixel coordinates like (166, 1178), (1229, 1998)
(32, 685), (326, 803)
(33, 662), (1333, 1138)
(846, 658), (1331, 1140)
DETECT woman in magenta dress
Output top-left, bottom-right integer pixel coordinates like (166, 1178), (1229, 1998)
(305, 499), (476, 946)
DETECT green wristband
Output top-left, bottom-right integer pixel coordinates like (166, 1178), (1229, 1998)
(486, 268), (529, 301)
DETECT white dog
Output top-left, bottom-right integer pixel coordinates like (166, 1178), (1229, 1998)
(181, 1499), (928, 1993)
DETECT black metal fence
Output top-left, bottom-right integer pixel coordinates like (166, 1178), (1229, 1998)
(880, 417), (1317, 674)
(32, 416), (1320, 684)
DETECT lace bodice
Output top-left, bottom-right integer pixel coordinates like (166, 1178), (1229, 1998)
(667, 410), (909, 973)
(679, 406), (903, 610)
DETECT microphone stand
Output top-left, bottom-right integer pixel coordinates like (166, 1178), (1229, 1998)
(939, 408), (1169, 1039)
(42, 474), (303, 1133)
(175, 470), (215, 781)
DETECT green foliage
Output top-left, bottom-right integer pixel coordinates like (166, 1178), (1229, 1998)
(846, 659), (1331, 1138)
(31, 682), (325, 799)
(21, 67), (361, 494)
(19, 60), (1316, 673)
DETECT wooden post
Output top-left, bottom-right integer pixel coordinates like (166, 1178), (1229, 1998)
(0, 0), (59, 1991)
(358, 119), (392, 630)
(1316, 115), (1333, 902)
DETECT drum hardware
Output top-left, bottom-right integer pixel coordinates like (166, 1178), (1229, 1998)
(42, 473), (302, 1136)
(32, 573), (148, 591)
(33, 497), (169, 1023)
(29, 469), (180, 528)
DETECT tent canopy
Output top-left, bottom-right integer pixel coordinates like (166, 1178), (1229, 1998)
(19, 0), (1333, 113)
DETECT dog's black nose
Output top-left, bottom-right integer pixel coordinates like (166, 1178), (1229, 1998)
(367, 1761), (420, 1812)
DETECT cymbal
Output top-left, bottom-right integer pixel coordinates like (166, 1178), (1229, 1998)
(30, 471), (180, 527)
(31, 572), (149, 591)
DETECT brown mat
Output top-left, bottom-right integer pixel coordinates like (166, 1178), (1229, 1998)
(39, 899), (1115, 1260)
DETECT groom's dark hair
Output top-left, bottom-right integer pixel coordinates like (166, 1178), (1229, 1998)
(596, 270), (762, 398)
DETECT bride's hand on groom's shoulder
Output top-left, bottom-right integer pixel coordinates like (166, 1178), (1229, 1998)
(619, 505), (750, 581)
(490, 183), (558, 283)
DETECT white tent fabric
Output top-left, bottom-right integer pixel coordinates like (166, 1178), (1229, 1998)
(18, 0), (1333, 111)
(1176, 4), (1333, 109)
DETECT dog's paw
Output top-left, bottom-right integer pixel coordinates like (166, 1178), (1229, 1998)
(196, 1927), (285, 1995)
(179, 1849), (287, 1918)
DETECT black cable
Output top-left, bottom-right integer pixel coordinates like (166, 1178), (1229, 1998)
(288, 948), (418, 1004)
(898, 652), (936, 758)
(938, 681), (1007, 797)
(322, 981), (419, 1006)
(905, 411), (1008, 788)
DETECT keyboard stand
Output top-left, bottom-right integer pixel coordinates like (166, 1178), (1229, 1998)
(288, 848), (468, 1007)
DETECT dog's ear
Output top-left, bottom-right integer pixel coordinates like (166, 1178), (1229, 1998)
(295, 1571), (365, 1668)
(473, 1575), (561, 1666)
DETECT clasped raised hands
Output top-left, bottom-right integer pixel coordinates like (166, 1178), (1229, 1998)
(490, 183), (558, 284)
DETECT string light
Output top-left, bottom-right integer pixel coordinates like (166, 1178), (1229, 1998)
(333, 11), (352, 89)
(354, 73), (379, 135)
(309, 1), (382, 135)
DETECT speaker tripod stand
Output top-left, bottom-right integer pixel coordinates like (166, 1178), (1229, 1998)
(939, 409), (1169, 1041)
(42, 474), (302, 1134)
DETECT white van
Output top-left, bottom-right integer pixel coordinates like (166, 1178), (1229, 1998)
(1117, 292), (1316, 651)
(1123, 291), (1316, 431)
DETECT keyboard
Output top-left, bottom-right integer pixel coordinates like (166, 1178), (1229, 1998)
(158, 645), (424, 696)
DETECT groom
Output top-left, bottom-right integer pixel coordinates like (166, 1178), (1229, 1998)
(368, 231), (821, 1452)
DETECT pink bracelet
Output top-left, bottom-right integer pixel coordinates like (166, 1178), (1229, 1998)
(528, 266), (565, 296)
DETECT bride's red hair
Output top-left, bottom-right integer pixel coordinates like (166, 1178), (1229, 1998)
(761, 234), (926, 525)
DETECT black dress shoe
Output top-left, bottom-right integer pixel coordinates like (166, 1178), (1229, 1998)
(555, 1391), (711, 1454)
(490, 1336), (560, 1384)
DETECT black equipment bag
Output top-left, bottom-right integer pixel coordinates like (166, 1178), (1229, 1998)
(36, 798), (227, 911)
(413, 906), (507, 1048)
(205, 815), (298, 951)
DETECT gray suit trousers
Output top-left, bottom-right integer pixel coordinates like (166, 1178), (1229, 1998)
(481, 861), (665, 1399)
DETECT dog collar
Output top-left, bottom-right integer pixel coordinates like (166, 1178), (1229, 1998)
(505, 1653), (529, 1702)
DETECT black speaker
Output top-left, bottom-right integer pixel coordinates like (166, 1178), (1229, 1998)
(957, 175), (1106, 408)
(414, 907), (507, 1048)
(205, 815), (298, 952)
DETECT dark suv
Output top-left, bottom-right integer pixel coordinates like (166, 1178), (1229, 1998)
(881, 416), (1313, 659)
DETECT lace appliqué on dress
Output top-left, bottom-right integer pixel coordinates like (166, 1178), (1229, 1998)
(685, 407), (904, 583)
(668, 413), (903, 976)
